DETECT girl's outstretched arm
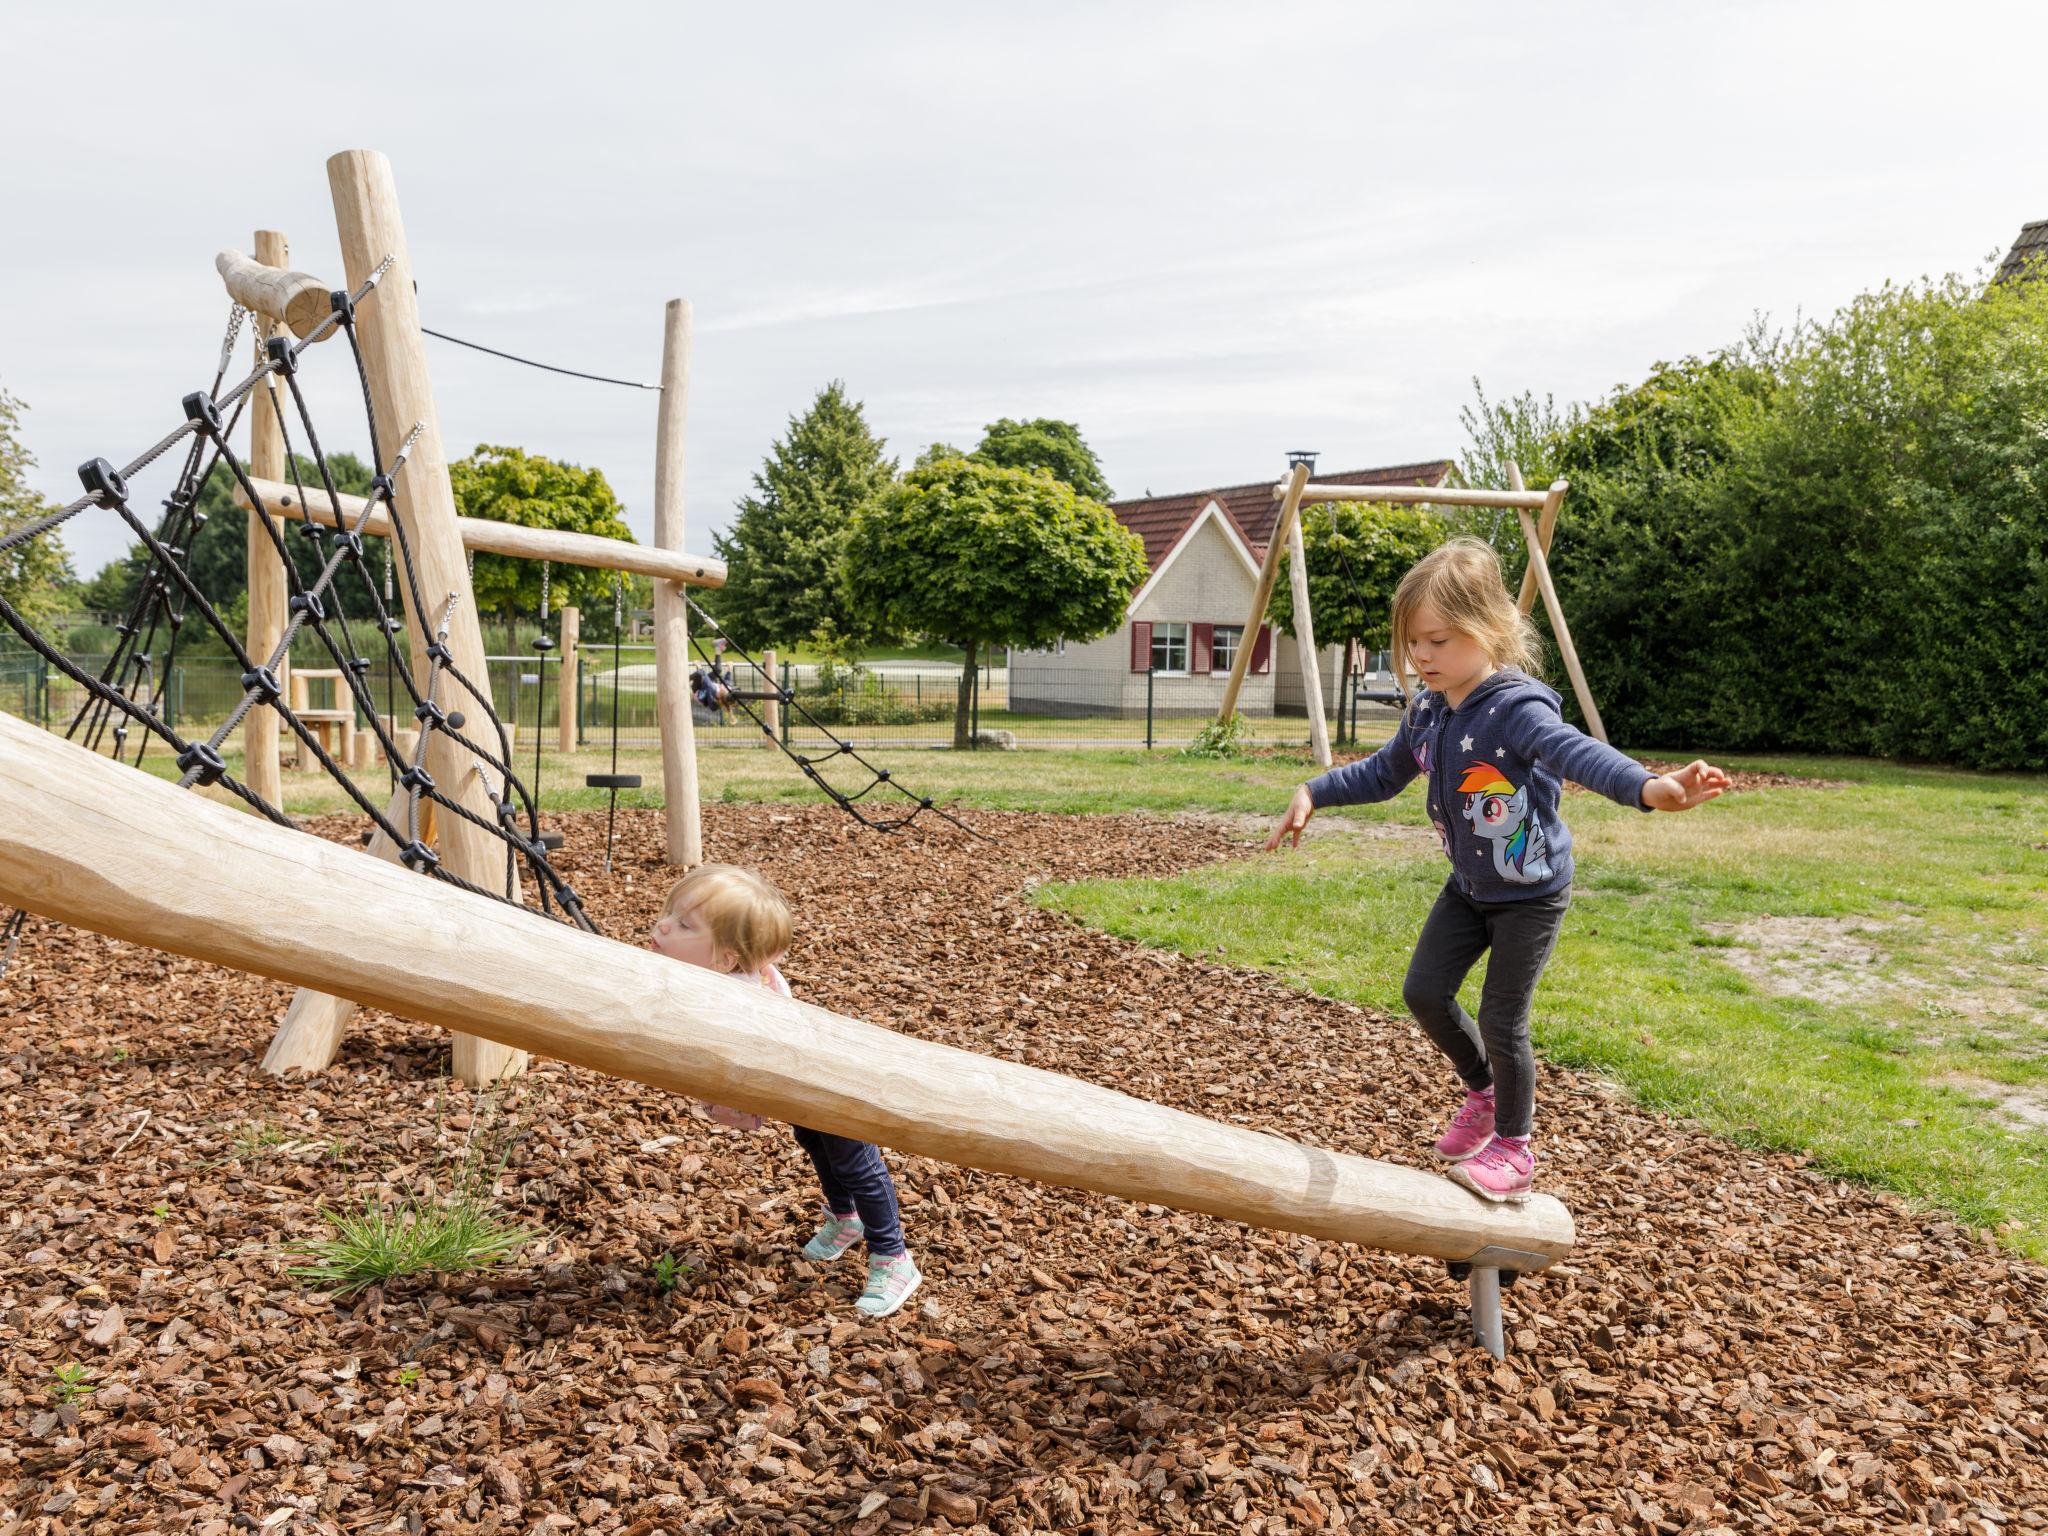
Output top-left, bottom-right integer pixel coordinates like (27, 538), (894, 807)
(1641, 758), (1731, 811)
(1267, 711), (1423, 850)
(1506, 698), (1728, 811)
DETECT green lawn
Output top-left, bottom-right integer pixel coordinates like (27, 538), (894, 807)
(109, 730), (2048, 1254)
(1040, 752), (2048, 1259)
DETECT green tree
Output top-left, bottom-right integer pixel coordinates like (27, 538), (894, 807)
(1270, 500), (1445, 654)
(709, 382), (898, 649)
(970, 417), (1113, 501)
(843, 457), (1147, 747)
(1455, 379), (1581, 566)
(0, 389), (79, 630)
(448, 445), (635, 623)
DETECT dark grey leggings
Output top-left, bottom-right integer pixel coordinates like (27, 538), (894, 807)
(1400, 880), (1570, 1138)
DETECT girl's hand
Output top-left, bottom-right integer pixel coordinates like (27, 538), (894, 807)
(1265, 785), (1317, 851)
(1642, 759), (1731, 811)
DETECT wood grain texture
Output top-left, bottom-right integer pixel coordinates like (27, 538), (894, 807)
(1515, 499), (1607, 743)
(557, 605), (579, 755)
(1286, 509), (1331, 767)
(0, 710), (1573, 1268)
(1291, 482), (1549, 510)
(215, 247), (334, 341)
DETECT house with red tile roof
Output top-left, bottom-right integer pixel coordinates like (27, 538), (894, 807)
(1011, 459), (1453, 718)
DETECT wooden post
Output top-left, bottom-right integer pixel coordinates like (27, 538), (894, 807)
(0, 708), (1576, 1279)
(557, 605), (579, 754)
(652, 299), (702, 867)
(1509, 462), (1564, 618)
(1285, 508), (1332, 768)
(243, 230), (291, 811)
(264, 149), (526, 1086)
(1513, 491), (1608, 743)
(760, 647), (780, 740)
(1217, 462), (1309, 724)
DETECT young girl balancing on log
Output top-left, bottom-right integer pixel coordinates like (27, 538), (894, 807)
(1265, 537), (1729, 1202)
(648, 864), (924, 1317)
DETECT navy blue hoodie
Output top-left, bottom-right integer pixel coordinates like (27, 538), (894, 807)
(1305, 670), (1654, 902)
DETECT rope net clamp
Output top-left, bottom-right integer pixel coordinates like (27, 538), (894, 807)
(176, 742), (227, 786)
(181, 392), (225, 441)
(77, 458), (128, 508)
(265, 334), (298, 376)
(240, 666), (283, 704)
(398, 840), (439, 872)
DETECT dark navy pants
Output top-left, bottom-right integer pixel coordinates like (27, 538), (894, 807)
(1400, 879), (1571, 1139)
(792, 1126), (905, 1257)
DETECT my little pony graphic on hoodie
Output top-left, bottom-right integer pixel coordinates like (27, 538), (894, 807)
(1305, 670), (1655, 902)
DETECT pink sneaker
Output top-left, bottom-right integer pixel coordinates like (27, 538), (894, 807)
(1449, 1136), (1534, 1203)
(1434, 1088), (1496, 1162)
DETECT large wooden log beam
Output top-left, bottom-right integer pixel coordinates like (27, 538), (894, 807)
(0, 710), (1573, 1272)
(651, 299), (703, 867)
(326, 147), (522, 1087)
(231, 478), (727, 590)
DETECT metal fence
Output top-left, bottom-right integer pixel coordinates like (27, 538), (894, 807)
(1, 649), (1401, 753)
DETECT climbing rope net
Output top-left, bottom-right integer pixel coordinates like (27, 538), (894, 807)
(0, 261), (594, 969)
(680, 596), (991, 840)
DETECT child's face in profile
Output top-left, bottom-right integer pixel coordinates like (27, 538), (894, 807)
(1406, 601), (1493, 696)
(648, 897), (733, 973)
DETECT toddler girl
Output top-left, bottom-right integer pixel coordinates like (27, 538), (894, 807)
(649, 863), (924, 1315)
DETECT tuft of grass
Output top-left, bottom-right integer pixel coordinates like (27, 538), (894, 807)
(285, 1082), (543, 1297)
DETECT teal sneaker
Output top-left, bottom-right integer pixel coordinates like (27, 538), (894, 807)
(855, 1253), (922, 1319)
(802, 1210), (864, 1262)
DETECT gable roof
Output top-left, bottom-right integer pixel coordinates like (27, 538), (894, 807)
(1109, 460), (1455, 568)
(1995, 220), (2048, 286)
(1124, 498), (1262, 617)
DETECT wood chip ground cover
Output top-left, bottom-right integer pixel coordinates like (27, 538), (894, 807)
(0, 806), (2041, 1535)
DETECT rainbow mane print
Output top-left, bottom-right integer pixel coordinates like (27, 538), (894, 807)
(1457, 763), (1546, 880)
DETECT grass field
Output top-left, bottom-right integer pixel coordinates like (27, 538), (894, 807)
(115, 730), (2048, 1255)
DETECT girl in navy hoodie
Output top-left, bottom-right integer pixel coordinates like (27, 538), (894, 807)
(1266, 537), (1728, 1201)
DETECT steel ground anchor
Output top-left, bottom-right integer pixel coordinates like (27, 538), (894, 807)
(1451, 1244), (1549, 1360)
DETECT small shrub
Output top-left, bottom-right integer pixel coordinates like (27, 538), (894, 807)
(651, 1253), (691, 1295)
(1182, 713), (1251, 759)
(50, 1364), (95, 1404)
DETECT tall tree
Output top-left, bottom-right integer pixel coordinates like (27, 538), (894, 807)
(0, 389), (78, 630)
(709, 382), (897, 649)
(843, 457), (1146, 747)
(971, 417), (1113, 501)
(448, 444), (635, 622)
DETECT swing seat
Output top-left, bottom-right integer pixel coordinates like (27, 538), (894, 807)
(585, 773), (642, 790)
(538, 829), (566, 851)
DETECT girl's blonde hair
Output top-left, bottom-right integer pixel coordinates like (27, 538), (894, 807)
(663, 863), (793, 971)
(1390, 536), (1543, 696)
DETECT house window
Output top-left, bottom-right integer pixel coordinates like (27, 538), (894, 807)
(1150, 622), (1190, 674)
(1210, 625), (1242, 675)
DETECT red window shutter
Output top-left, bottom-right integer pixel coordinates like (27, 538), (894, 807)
(1250, 624), (1272, 675)
(1191, 623), (1212, 674)
(1130, 621), (1152, 672)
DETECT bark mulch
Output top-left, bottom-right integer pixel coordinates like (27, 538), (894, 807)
(0, 805), (2040, 1536)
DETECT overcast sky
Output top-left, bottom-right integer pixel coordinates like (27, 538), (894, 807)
(4, 1), (2041, 578)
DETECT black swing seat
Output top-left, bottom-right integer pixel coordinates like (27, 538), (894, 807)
(585, 773), (643, 790)
(537, 829), (566, 851)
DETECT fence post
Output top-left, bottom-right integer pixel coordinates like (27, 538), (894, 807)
(1146, 666), (1155, 751)
(971, 650), (981, 745)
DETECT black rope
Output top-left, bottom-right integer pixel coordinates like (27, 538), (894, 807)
(421, 327), (660, 391)
(681, 596), (991, 843)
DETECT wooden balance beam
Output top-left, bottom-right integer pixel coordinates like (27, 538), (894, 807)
(0, 711), (1572, 1353)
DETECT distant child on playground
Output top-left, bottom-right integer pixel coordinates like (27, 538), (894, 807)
(1266, 537), (1728, 1202)
(647, 863), (923, 1317)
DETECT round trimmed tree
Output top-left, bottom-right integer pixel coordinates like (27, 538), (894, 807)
(843, 457), (1146, 748)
